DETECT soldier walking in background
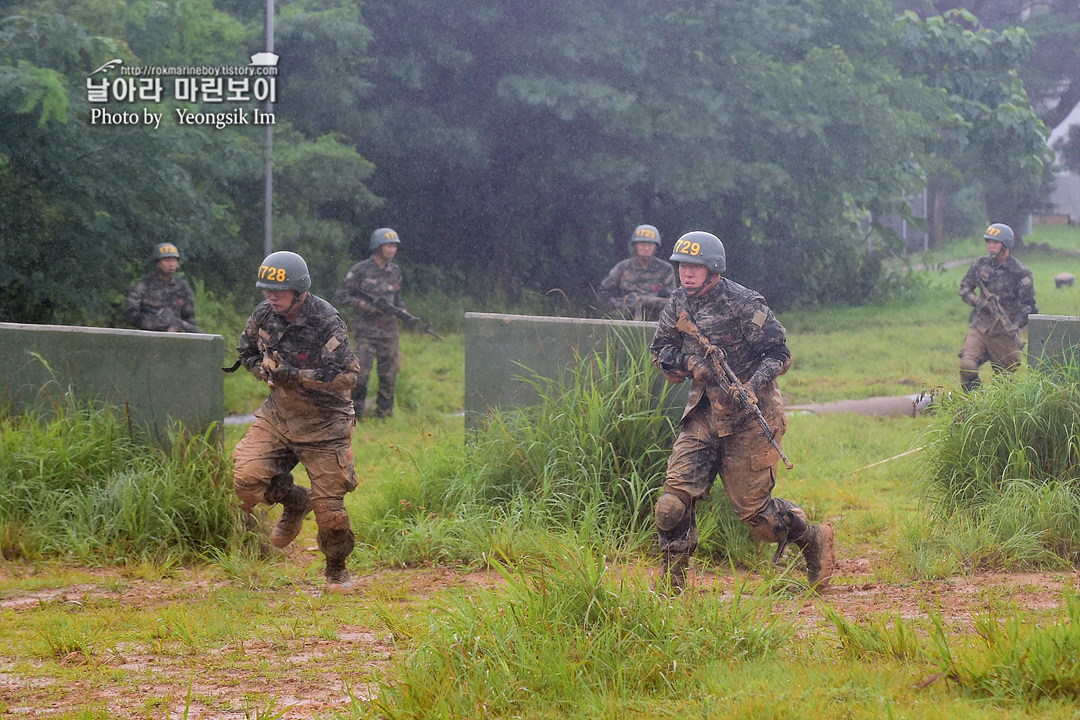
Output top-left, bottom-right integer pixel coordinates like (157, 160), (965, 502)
(232, 251), (362, 593)
(958, 222), (1038, 393)
(125, 243), (202, 332)
(599, 225), (677, 321)
(335, 228), (407, 419)
(649, 231), (834, 594)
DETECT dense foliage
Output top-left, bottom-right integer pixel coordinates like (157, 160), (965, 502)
(0, 0), (1059, 322)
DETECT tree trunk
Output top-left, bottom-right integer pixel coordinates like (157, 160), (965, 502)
(927, 185), (946, 251)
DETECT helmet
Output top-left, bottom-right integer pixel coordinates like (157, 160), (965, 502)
(370, 227), (400, 251)
(154, 243), (180, 261)
(628, 224), (661, 253)
(256, 251), (311, 293)
(983, 223), (1014, 248)
(669, 231), (726, 273)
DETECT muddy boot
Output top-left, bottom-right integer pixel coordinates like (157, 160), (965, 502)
(270, 485), (311, 549)
(657, 552), (690, 595)
(795, 522), (836, 590)
(324, 557), (354, 593)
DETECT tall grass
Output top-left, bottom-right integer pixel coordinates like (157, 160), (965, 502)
(366, 542), (794, 719)
(909, 362), (1080, 571)
(353, 331), (681, 566)
(0, 398), (242, 564)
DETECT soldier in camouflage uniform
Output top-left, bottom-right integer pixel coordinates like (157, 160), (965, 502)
(232, 251), (362, 592)
(125, 243), (202, 332)
(334, 228), (406, 418)
(650, 231), (834, 593)
(599, 225), (677, 321)
(958, 223), (1038, 393)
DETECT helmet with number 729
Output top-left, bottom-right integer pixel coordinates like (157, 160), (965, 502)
(669, 231), (726, 274)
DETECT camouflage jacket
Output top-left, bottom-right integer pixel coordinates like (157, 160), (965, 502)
(334, 257), (405, 339)
(125, 272), (197, 332)
(650, 279), (791, 434)
(238, 293), (361, 434)
(959, 254), (1037, 337)
(599, 257), (677, 308)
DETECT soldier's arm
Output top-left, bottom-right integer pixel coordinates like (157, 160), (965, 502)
(959, 264), (980, 306)
(124, 282), (152, 329)
(236, 311), (266, 376)
(334, 266), (367, 309)
(180, 283), (196, 323)
(649, 301), (690, 382)
(1017, 272), (1037, 325)
(598, 264), (624, 304)
(739, 300), (792, 392)
(293, 317), (360, 393)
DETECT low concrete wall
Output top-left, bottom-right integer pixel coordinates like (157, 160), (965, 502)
(464, 312), (687, 431)
(1027, 314), (1080, 368)
(0, 322), (225, 443)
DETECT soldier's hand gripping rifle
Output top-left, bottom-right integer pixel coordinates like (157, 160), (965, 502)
(616, 292), (669, 321)
(675, 310), (794, 470)
(146, 305), (204, 333)
(975, 278), (1020, 334)
(352, 289), (444, 341)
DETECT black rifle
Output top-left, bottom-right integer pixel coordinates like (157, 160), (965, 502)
(976, 278), (1020, 334)
(675, 309), (793, 470)
(146, 305), (204, 333)
(350, 289), (444, 341)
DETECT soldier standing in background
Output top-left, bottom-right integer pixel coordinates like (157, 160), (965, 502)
(335, 228), (407, 419)
(958, 222), (1038, 393)
(125, 243), (202, 332)
(650, 231), (834, 593)
(232, 251), (361, 593)
(599, 225), (677, 321)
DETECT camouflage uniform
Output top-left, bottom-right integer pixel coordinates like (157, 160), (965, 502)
(124, 272), (199, 332)
(232, 293), (362, 568)
(600, 257), (677, 321)
(650, 278), (830, 590)
(334, 257), (405, 417)
(958, 254), (1037, 391)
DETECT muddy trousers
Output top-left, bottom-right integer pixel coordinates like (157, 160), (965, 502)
(352, 334), (401, 417)
(233, 416), (356, 562)
(959, 327), (1021, 392)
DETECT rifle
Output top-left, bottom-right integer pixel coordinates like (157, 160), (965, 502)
(350, 289), (444, 341)
(675, 309), (793, 470)
(615, 293), (668, 321)
(147, 305), (204, 333)
(975, 278), (1020, 334)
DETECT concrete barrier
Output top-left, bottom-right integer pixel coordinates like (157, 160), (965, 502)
(0, 322), (225, 443)
(464, 312), (687, 431)
(1027, 314), (1080, 368)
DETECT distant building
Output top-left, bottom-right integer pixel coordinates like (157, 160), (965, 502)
(1039, 100), (1080, 226)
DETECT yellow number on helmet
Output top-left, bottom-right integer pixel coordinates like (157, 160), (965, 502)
(276, 267), (286, 282)
(690, 242), (700, 255)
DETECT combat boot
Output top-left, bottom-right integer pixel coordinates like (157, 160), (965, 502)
(794, 522), (835, 590)
(325, 557), (354, 593)
(657, 552), (690, 595)
(270, 485), (311, 549)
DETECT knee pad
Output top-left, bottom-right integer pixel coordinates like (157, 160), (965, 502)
(655, 492), (690, 533)
(311, 497), (351, 530)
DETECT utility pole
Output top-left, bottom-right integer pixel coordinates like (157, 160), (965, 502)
(263, 0), (275, 256)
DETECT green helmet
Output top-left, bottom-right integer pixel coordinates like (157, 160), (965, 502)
(669, 231), (726, 273)
(370, 227), (401, 251)
(628, 224), (661, 253)
(154, 243), (180, 261)
(983, 223), (1014, 248)
(256, 251), (311, 293)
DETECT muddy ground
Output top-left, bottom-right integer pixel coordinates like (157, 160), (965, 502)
(2, 555), (1078, 719)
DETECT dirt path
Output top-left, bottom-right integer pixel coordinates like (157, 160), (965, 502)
(2, 560), (1079, 718)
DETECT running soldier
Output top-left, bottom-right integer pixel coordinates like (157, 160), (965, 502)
(649, 231), (834, 593)
(232, 251), (361, 592)
(599, 225), (677, 321)
(958, 222), (1038, 392)
(125, 243), (202, 332)
(335, 228), (407, 419)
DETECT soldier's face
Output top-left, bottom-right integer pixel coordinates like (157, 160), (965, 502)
(263, 289), (297, 314)
(633, 242), (656, 258)
(378, 243), (398, 261)
(986, 239), (1004, 258)
(156, 258), (179, 277)
(679, 263), (710, 289)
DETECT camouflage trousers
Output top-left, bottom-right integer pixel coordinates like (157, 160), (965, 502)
(959, 327), (1022, 390)
(352, 334), (401, 417)
(232, 414), (358, 544)
(657, 402), (788, 554)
